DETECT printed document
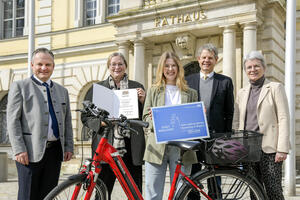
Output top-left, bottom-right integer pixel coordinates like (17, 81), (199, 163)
(92, 84), (139, 119)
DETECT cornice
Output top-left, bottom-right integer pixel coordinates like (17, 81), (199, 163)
(0, 23), (113, 43)
(109, 0), (252, 25)
(0, 41), (117, 62)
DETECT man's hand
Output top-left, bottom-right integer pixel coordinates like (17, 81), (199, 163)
(16, 152), (29, 165)
(64, 152), (73, 161)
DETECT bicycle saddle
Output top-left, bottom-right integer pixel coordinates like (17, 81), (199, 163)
(166, 141), (201, 151)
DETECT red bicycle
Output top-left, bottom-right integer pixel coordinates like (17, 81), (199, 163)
(44, 101), (267, 200)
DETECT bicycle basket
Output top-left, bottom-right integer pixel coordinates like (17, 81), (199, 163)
(199, 130), (263, 165)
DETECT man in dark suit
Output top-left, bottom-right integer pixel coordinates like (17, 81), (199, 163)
(7, 48), (74, 200)
(185, 43), (234, 198)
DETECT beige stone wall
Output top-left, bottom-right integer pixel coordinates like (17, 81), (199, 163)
(1, 0), (299, 174)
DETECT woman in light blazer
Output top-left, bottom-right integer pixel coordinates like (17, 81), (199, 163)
(143, 51), (198, 200)
(233, 51), (290, 200)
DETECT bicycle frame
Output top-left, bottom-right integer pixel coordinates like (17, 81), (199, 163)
(68, 101), (214, 200)
(71, 130), (143, 200)
(70, 130), (213, 200)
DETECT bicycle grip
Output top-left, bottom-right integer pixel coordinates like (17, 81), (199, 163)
(128, 120), (149, 128)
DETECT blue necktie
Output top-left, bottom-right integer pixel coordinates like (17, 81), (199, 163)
(43, 82), (59, 138)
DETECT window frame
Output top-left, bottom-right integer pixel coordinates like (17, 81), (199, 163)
(75, 0), (105, 28)
(107, 0), (119, 17)
(83, 0), (97, 26)
(0, 0), (25, 39)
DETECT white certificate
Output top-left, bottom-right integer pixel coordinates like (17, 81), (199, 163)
(92, 84), (139, 119)
(114, 89), (139, 119)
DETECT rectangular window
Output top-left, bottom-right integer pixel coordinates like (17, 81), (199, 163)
(1, 0), (25, 39)
(84, 0), (96, 26)
(107, 0), (119, 16)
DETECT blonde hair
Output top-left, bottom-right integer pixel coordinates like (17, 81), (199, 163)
(154, 51), (188, 91)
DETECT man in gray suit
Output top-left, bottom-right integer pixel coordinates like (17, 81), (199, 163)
(7, 48), (74, 200)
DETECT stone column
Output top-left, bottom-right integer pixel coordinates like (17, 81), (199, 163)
(222, 25), (236, 88)
(242, 22), (257, 86)
(133, 40), (145, 86)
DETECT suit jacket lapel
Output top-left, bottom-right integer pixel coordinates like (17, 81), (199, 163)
(157, 87), (165, 106)
(257, 79), (271, 109)
(239, 85), (251, 128)
(195, 75), (200, 101)
(181, 90), (188, 103)
(128, 80), (134, 88)
(210, 74), (219, 107)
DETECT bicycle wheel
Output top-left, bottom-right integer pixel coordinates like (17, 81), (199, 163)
(175, 168), (266, 200)
(44, 173), (108, 200)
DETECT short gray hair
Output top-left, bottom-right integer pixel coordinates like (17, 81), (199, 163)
(197, 43), (218, 59)
(31, 47), (54, 61)
(243, 51), (266, 69)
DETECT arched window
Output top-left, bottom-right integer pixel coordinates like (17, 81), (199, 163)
(0, 94), (9, 144)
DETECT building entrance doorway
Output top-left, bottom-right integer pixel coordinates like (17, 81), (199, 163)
(184, 61), (200, 77)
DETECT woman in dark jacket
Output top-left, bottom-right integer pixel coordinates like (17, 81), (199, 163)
(82, 52), (146, 199)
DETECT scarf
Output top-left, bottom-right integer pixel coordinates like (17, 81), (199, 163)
(108, 74), (130, 156)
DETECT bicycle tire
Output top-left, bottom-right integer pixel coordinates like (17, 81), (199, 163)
(44, 173), (108, 200)
(175, 168), (266, 200)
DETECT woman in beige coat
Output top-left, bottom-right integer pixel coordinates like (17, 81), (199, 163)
(233, 51), (290, 200)
(143, 51), (198, 200)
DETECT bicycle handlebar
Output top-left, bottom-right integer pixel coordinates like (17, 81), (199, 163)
(127, 119), (149, 128)
(78, 101), (149, 130)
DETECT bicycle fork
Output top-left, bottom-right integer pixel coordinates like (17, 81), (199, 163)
(70, 170), (97, 200)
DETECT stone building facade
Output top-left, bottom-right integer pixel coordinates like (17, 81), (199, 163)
(0, 0), (299, 174)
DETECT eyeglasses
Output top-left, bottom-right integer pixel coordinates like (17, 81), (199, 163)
(110, 63), (125, 67)
(164, 64), (177, 69)
(245, 65), (262, 71)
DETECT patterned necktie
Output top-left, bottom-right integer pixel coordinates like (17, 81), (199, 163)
(203, 75), (208, 80)
(42, 82), (59, 138)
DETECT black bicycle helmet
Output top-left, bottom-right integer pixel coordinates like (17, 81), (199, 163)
(211, 138), (248, 162)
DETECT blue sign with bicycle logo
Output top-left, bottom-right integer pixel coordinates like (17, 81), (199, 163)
(152, 102), (210, 143)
